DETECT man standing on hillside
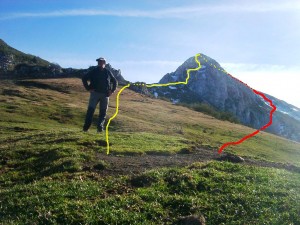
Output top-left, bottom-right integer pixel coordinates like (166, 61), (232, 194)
(82, 57), (118, 132)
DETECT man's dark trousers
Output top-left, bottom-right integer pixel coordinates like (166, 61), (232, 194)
(83, 92), (109, 132)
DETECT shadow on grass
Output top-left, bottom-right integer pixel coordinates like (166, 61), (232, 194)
(11, 148), (83, 184)
(34, 148), (82, 176)
(14, 80), (70, 94)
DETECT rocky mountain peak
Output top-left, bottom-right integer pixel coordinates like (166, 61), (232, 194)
(153, 53), (300, 142)
(158, 53), (265, 127)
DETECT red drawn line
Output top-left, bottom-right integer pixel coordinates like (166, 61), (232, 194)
(253, 89), (277, 130)
(217, 74), (277, 154)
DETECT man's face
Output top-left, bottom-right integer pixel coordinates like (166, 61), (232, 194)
(98, 60), (106, 69)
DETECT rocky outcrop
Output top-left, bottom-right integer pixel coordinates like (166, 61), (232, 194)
(129, 82), (152, 96)
(105, 63), (127, 85)
(13, 63), (63, 78)
(0, 53), (14, 71)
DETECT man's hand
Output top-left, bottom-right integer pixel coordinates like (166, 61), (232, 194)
(107, 90), (114, 97)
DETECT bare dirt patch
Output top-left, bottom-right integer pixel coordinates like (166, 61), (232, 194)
(93, 148), (300, 176)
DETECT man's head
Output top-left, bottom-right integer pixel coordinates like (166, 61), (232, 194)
(96, 57), (106, 69)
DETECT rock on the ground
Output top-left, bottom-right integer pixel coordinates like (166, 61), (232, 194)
(218, 153), (245, 163)
(176, 214), (206, 225)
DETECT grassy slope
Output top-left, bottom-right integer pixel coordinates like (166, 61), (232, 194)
(0, 78), (300, 224)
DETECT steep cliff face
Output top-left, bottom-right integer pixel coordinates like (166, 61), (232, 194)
(153, 54), (300, 142)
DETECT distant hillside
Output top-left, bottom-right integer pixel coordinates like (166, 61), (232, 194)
(0, 39), (67, 78)
(0, 39), (50, 68)
(0, 39), (127, 84)
(150, 54), (300, 143)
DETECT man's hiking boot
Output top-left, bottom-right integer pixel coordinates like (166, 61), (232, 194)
(83, 107), (95, 131)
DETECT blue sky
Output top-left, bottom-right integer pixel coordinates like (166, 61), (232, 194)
(1, 0), (300, 107)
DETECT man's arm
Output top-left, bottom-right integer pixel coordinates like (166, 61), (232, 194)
(109, 71), (118, 92)
(82, 72), (91, 91)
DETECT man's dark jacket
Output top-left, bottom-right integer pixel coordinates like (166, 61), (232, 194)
(82, 67), (118, 95)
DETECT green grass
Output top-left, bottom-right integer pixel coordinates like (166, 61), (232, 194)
(1, 78), (300, 224)
(179, 101), (240, 124)
(0, 78), (299, 183)
(0, 161), (299, 224)
(109, 132), (189, 154)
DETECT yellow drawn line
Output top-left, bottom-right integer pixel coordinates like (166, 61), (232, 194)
(105, 53), (202, 154)
(105, 84), (130, 154)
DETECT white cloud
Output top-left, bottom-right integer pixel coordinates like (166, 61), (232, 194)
(221, 63), (287, 72)
(1, 9), (150, 20)
(221, 63), (300, 107)
(1, 1), (300, 20)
